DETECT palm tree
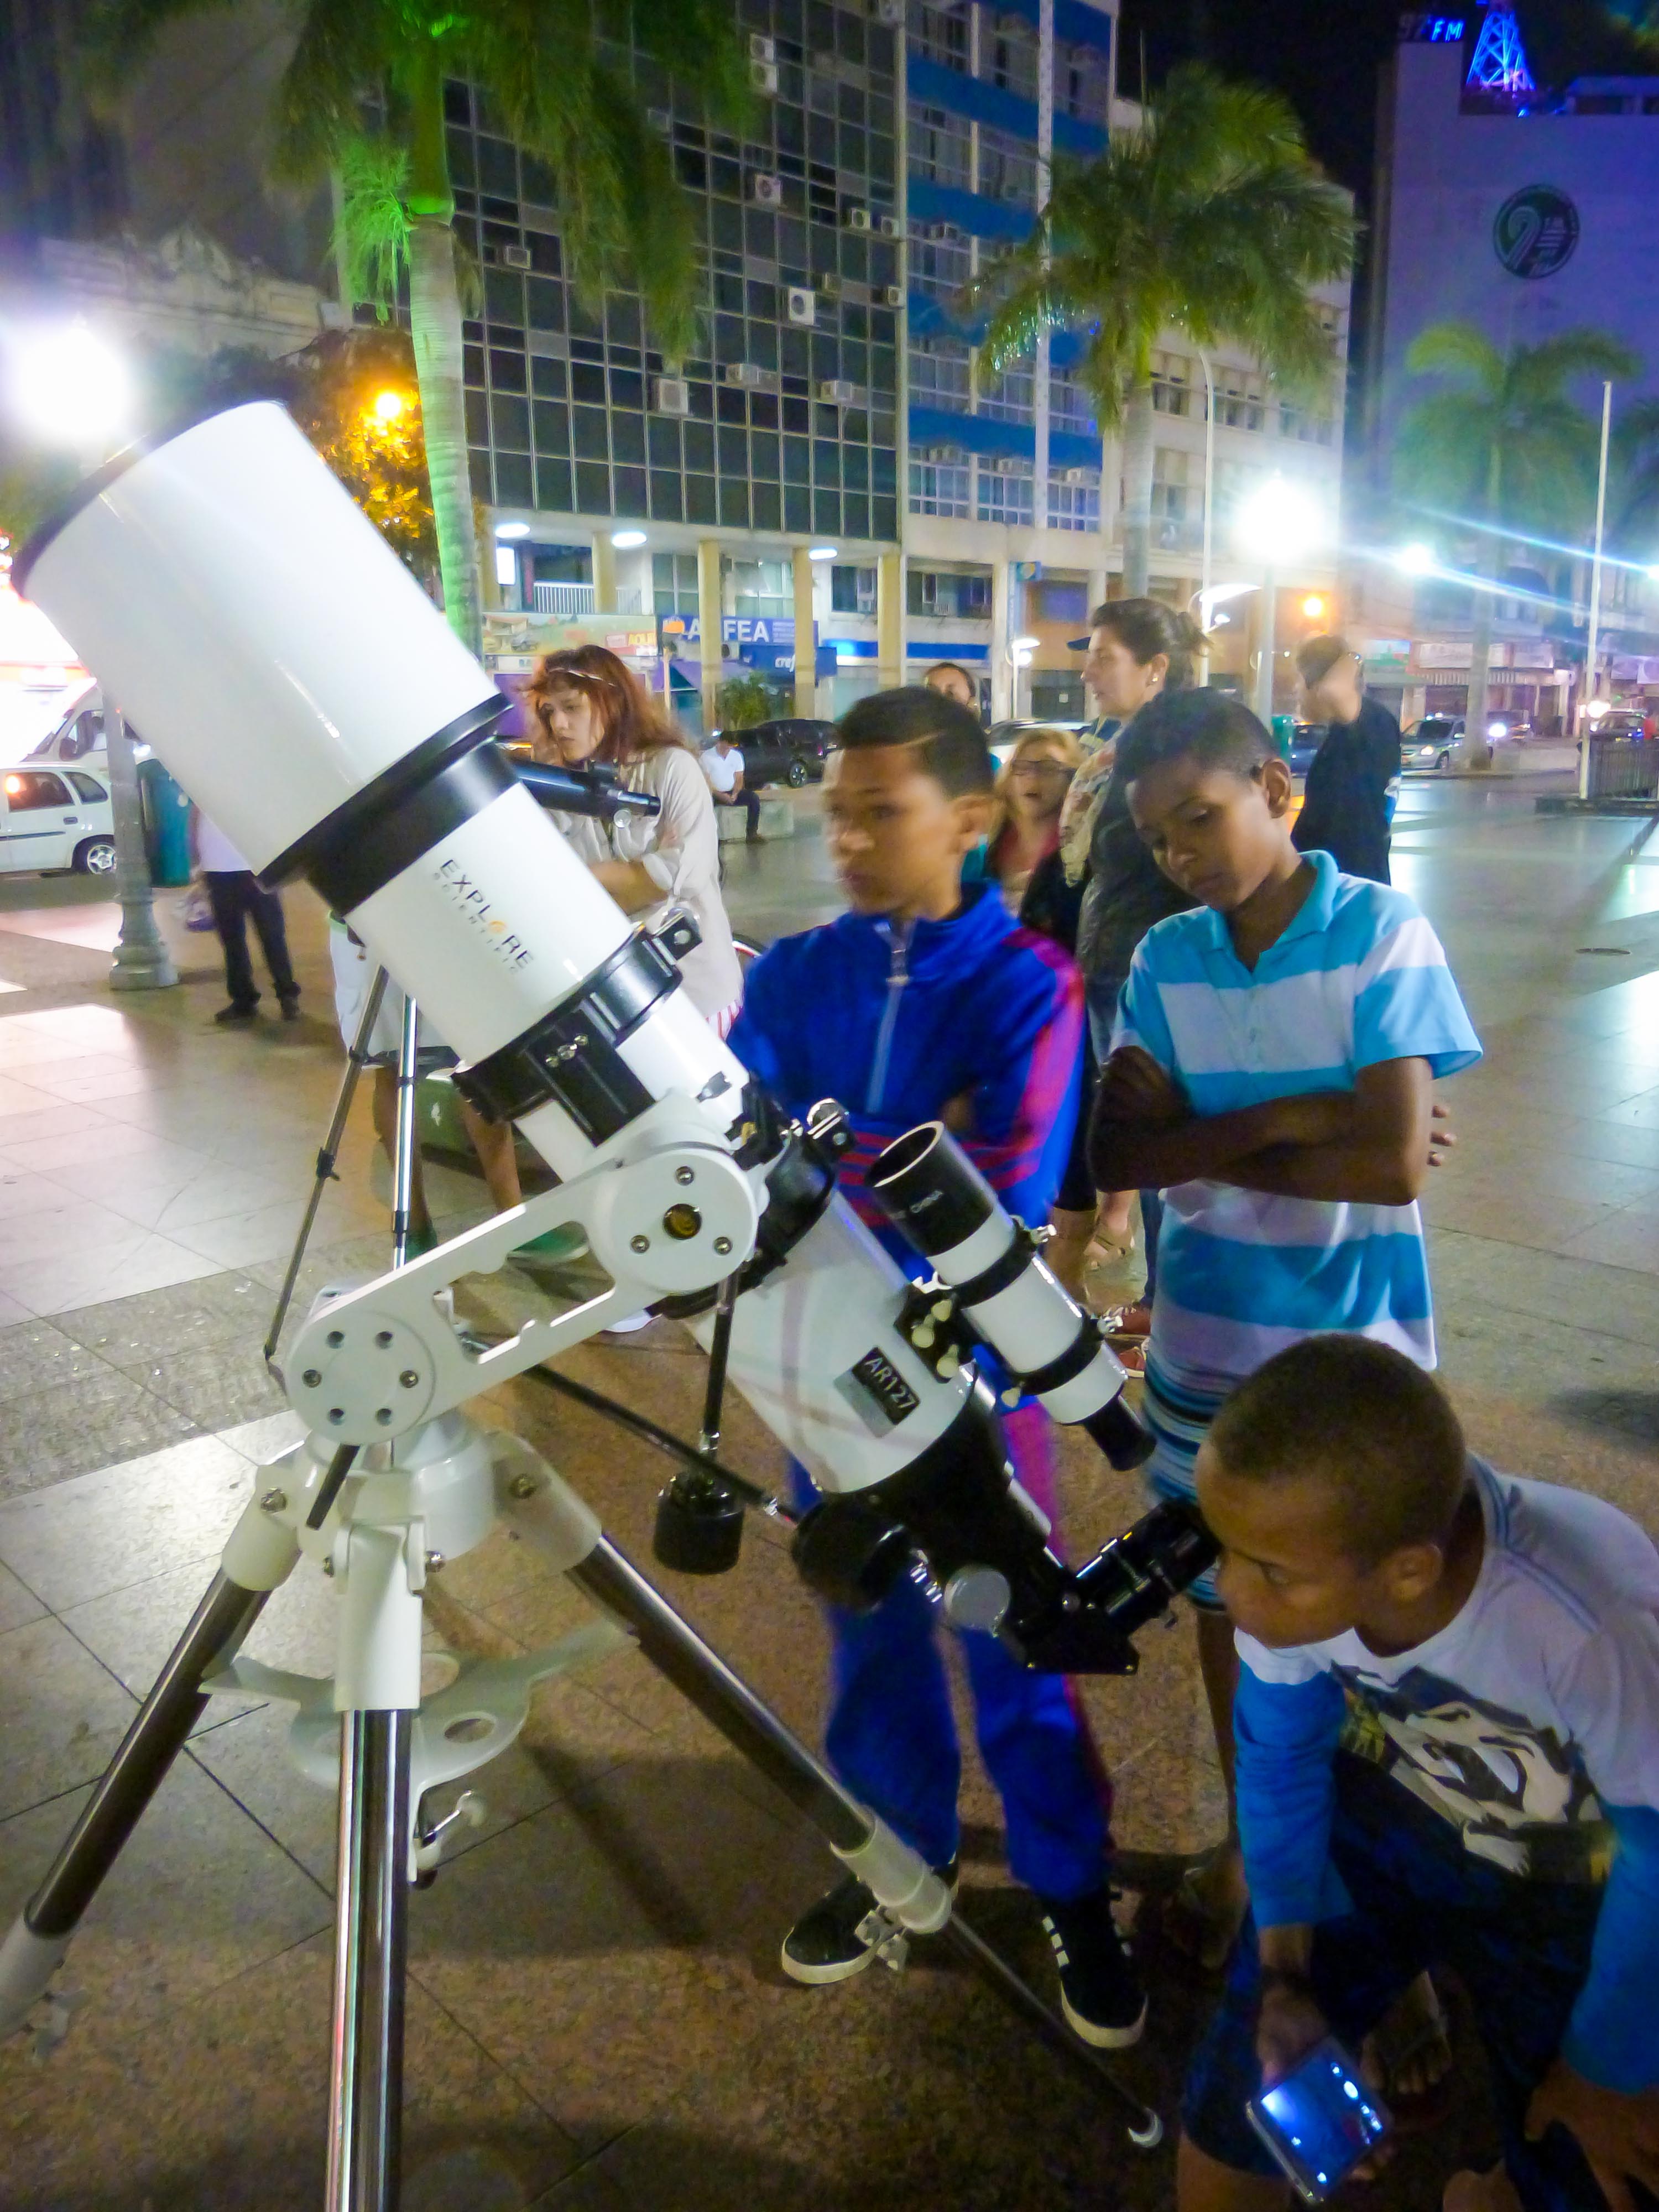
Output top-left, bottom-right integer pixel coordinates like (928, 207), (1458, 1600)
(968, 65), (1355, 598)
(91, 1), (752, 655)
(1395, 324), (1637, 764)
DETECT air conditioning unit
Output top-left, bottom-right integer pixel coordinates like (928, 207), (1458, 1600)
(843, 206), (872, 232)
(1061, 467), (1094, 487)
(751, 60), (779, 93)
(817, 272), (843, 300)
(877, 213), (900, 238)
(654, 377), (691, 417)
(725, 362), (768, 388)
(880, 284), (905, 308)
(786, 286), (817, 326)
(819, 378), (859, 405)
(752, 173), (784, 206)
(749, 32), (775, 61)
(499, 243), (531, 270)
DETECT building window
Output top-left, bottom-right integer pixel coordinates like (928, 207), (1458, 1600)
(1047, 474), (1100, 531)
(909, 232), (973, 301)
(1035, 577), (1091, 623)
(988, 18), (1038, 100)
(909, 337), (972, 405)
(653, 550), (701, 614)
(909, 566), (992, 617)
(1215, 369), (1266, 431)
(978, 128), (1037, 207)
(1279, 401), (1335, 446)
(831, 563), (878, 613)
(1050, 372), (1096, 435)
(979, 363), (1034, 422)
(909, 102), (972, 189)
(730, 557), (791, 615)
(908, 0), (969, 72)
(1059, 45), (1109, 126)
(1151, 349), (1191, 416)
(977, 458), (1034, 526)
(909, 457), (973, 517)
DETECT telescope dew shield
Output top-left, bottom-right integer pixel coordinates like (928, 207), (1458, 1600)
(17, 402), (744, 1178)
(867, 1122), (1153, 1469)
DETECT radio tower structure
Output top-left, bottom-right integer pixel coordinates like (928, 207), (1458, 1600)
(1467, 4), (1536, 97)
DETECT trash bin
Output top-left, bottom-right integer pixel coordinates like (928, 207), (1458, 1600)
(1270, 714), (1296, 758)
(138, 759), (192, 885)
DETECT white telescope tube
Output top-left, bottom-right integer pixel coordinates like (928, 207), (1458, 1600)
(17, 401), (972, 1494)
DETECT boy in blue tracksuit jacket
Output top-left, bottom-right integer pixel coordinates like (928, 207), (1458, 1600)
(728, 687), (1146, 2049)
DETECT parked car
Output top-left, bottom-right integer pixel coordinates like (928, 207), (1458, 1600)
(986, 717), (1094, 768)
(708, 718), (834, 787)
(1286, 721), (1325, 775)
(1403, 713), (1542, 773)
(1593, 709), (1648, 740)
(24, 687), (151, 769)
(1, 763), (117, 875)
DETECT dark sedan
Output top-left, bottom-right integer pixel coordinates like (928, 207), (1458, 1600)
(711, 718), (834, 787)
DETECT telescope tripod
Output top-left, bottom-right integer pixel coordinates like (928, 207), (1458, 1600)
(0, 990), (1165, 2211)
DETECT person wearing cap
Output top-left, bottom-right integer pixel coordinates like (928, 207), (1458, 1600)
(1293, 635), (1401, 885)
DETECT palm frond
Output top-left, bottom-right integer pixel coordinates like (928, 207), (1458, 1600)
(332, 131), (412, 320)
(1405, 322), (1505, 391)
(273, 0), (401, 179)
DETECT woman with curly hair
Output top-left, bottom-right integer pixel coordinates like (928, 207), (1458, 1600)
(524, 644), (743, 1031)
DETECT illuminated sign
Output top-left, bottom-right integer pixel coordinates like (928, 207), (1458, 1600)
(1401, 14), (1467, 41)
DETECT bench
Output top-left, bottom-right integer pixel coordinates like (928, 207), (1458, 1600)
(716, 796), (796, 842)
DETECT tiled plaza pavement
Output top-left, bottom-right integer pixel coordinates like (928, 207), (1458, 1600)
(1, 780), (1656, 2209)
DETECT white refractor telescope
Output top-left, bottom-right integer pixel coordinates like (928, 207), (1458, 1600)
(17, 399), (1204, 1673)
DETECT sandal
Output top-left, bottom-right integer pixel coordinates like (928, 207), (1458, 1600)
(1154, 1845), (1248, 1975)
(1365, 1973), (1455, 2132)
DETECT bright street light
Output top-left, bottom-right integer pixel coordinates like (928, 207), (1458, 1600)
(1302, 593), (1327, 621)
(12, 320), (129, 451)
(1587, 696), (1611, 721)
(369, 389), (406, 424)
(1233, 478), (1323, 722)
(494, 521), (530, 540)
(807, 544), (839, 561)
(611, 528), (646, 549)
(1396, 541), (1436, 576)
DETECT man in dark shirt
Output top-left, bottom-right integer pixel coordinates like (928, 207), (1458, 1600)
(1293, 634), (1401, 884)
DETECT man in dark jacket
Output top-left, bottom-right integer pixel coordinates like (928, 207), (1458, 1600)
(1293, 635), (1401, 884)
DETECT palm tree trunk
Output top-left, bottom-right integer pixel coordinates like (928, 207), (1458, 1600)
(1120, 375), (1156, 598)
(404, 53), (483, 656)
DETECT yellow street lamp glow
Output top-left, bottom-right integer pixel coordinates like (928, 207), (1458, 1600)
(1301, 594), (1327, 620)
(370, 389), (406, 424)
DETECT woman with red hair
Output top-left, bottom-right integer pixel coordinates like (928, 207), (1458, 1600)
(523, 644), (743, 1029)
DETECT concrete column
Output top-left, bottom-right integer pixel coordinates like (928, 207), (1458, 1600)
(592, 531), (617, 612)
(1087, 565), (1109, 620)
(877, 550), (904, 689)
(106, 707), (177, 992)
(793, 547), (818, 718)
(991, 559), (1012, 722)
(697, 538), (723, 739)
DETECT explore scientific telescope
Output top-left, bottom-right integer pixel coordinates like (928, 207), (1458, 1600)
(2, 404), (1214, 2206)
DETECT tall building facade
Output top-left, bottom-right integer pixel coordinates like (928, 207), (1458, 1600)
(1356, 7), (1659, 727)
(472, 0), (1350, 725)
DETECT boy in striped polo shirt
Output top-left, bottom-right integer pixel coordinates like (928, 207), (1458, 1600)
(1091, 688), (1480, 1953)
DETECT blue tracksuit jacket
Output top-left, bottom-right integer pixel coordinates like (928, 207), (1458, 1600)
(728, 886), (1110, 1897)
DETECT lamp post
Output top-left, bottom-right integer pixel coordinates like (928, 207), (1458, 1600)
(1197, 348), (1215, 683)
(11, 322), (176, 990)
(1235, 476), (1322, 727)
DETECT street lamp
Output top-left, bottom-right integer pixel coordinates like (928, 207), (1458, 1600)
(1009, 633), (1039, 719)
(1396, 541), (1436, 576)
(368, 389), (406, 425)
(1235, 476), (1323, 724)
(10, 322), (175, 991)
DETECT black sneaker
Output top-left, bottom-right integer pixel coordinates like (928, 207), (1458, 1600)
(1040, 1886), (1146, 2048)
(213, 1003), (258, 1025)
(780, 1859), (957, 1986)
(279, 996), (301, 1022)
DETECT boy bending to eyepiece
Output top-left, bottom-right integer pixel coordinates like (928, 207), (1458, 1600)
(1178, 1336), (1659, 2212)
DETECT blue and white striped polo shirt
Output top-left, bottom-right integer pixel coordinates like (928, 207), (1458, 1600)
(1114, 851), (1481, 1515)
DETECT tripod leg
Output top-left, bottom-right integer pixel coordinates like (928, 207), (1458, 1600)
(390, 994), (420, 1269)
(327, 1709), (412, 2212)
(499, 1460), (1161, 2142)
(265, 963), (389, 1361)
(0, 1570), (275, 2037)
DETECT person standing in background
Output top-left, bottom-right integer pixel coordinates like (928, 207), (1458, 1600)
(703, 729), (762, 841)
(1294, 635), (1401, 885)
(923, 661), (981, 716)
(190, 807), (300, 1026)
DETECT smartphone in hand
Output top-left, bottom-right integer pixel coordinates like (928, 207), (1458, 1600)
(1246, 2036), (1391, 2203)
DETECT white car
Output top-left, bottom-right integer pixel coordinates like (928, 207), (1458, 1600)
(1, 763), (117, 876)
(1402, 714), (1535, 774)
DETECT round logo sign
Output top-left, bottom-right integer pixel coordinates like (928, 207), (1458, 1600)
(1493, 185), (1580, 279)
